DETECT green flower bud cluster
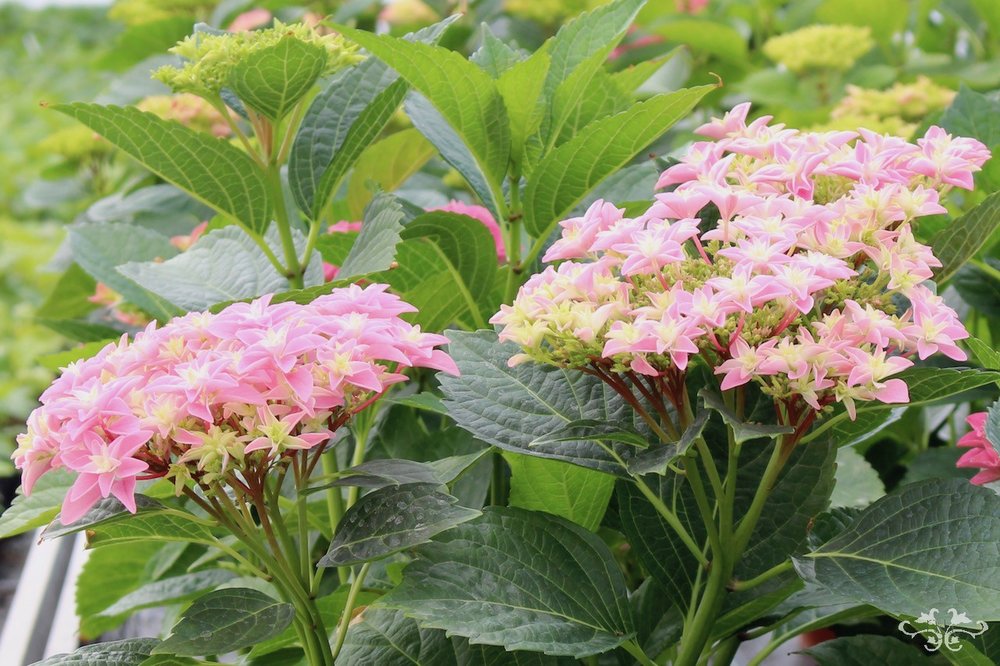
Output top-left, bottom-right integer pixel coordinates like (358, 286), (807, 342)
(813, 76), (957, 137)
(37, 126), (112, 162)
(763, 24), (874, 73)
(154, 21), (360, 98)
(109, 0), (214, 26)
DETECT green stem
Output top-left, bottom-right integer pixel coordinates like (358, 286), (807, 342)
(729, 560), (792, 592)
(733, 437), (788, 554)
(504, 177), (523, 303)
(265, 162), (304, 289)
(331, 562), (372, 660)
(711, 635), (740, 666)
(621, 640), (658, 666)
(674, 546), (730, 666)
(321, 451), (349, 585)
(632, 475), (709, 568)
(346, 415), (372, 508)
(685, 457), (722, 560)
(299, 218), (323, 270)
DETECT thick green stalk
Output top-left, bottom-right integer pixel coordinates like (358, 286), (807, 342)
(265, 162), (304, 289)
(331, 562), (372, 660)
(321, 451), (349, 585)
(621, 640), (658, 666)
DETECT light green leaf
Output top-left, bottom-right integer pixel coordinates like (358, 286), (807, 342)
(69, 222), (182, 320)
(379, 507), (636, 657)
(76, 541), (165, 638)
(652, 19), (748, 64)
(228, 37), (327, 121)
(802, 635), (928, 665)
(38, 340), (115, 372)
(496, 49), (550, 171)
(338, 192), (407, 279)
(86, 512), (219, 548)
(932, 191), (1000, 283)
(471, 26), (523, 78)
(831, 447), (885, 509)
(795, 478), (1000, 620)
(548, 57), (630, 149)
(506, 454), (614, 531)
(523, 85), (714, 237)
(33, 639), (160, 666)
(289, 18), (457, 218)
(0, 469), (73, 539)
(440, 330), (643, 475)
(333, 25), (510, 187)
(54, 103), (271, 233)
(966, 337), (1000, 370)
(119, 225), (323, 311)
(154, 588), (294, 656)
(346, 128), (435, 218)
(319, 483), (481, 567)
(99, 570), (236, 617)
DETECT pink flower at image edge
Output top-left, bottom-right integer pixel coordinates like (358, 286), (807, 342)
(957, 412), (1000, 485)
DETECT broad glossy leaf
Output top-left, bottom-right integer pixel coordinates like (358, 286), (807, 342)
(0, 470), (73, 538)
(967, 337), (1000, 370)
(939, 85), (1000, 148)
(100, 570), (236, 617)
(338, 192), (407, 279)
(506, 454), (615, 530)
(379, 507), (636, 657)
(795, 478), (1000, 620)
(932, 191), (1000, 283)
(86, 512), (218, 548)
(627, 410), (708, 476)
(440, 331), (642, 475)
(496, 49), (550, 171)
(346, 128), (435, 218)
(289, 18), (457, 218)
(320, 483), (481, 567)
(523, 86), (714, 237)
(802, 635), (927, 665)
(155, 588), (294, 656)
(55, 104), (271, 233)
(33, 639), (160, 666)
(700, 390), (792, 443)
(70, 222), (181, 320)
(322, 451), (489, 490)
(830, 447), (885, 509)
(383, 239), (480, 330)
(228, 37), (327, 120)
(43, 494), (163, 540)
(334, 26), (510, 186)
(119, 225), (322, 311)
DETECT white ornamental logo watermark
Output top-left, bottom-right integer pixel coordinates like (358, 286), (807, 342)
(898, 608), (989, 652)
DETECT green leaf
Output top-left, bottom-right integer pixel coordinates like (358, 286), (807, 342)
(69, 222), (182, 320)
(700, 390), (793, 443)
(338, 608), (575, 665)
(42, 494), (164, 540)
(38, 340), (114, 372)
(319, 483), (481, 567)
(967, 337), (1000, 370)
(154, 588), (294, 656)
(381, 239), (480, 330)
(496, 49), (550, 170)
(37, 263), (99, 321)
(939, 85), (1000, 148)
(99, 570), (236, 617)
(76, 541), (165, 638)
(338, 192), (407, 279)
(611, 52), (677, 94)
(228, 37), (327, 121)
(626, 410), (708, 476)
(523, 86), (713, 237)
(801, 635), (928, 665)
(346, 128), (435, 218)
(319, 451), (489, 491)
(33, 639), (160, 666)
(795, 478), (1000, 620)
(333, 25), (511, 187)
(289, 18), (457, 219)
(830, 447), (885, 509)
(379, 507), (636, 657)
(471, 26), (523, 78)
(440, 330), (642, 475)
(54, 103), (272, 233)
(652, 19), (748, 64)
(932, 191), (1000, 283)
(0, 469), (73, 538)
(548, 63), (630, 149)
(506, 455), (615, 531)
(85, 511), (218, 548)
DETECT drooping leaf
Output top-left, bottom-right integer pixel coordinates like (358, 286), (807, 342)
(506, 454), (615, 530)
(54, 104), (272, 233)
(333, 25), (511, 188)
(931, 191), (1000, 283)
(0, 469), (74, 539)
(320, 451), (489, 491)
(154, 588), (295, 656)
(337, 192), (407, 279)
(33, 639), (160, 666)
(319, 483), (481, 567)
(346, 128), (435, 218)
(700, 390), (793, 443)
(228, 37), (327, 121)
(289, 18), (457, 218)
(379, 507), (636, 657)
(440, 331), (643, 475)
(99, 570), (237, 617)
(627, 410), (708, 476)
(795, 478), (1000, 620)
(42, 494), (164, 540)
(523, 85), (714, 237)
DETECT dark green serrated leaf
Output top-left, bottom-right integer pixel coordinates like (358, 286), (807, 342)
(795, 478), (1000, 620)
(801, 635), (928, 665)
(54, 104), (271, 233)
(154, 588), (294, 656)
(32, 639), (160, 666)
(42, 494), (163, 540)
(440, 330), (643, 475)
(932, 191), (1000, 283)
(940, 85), (1000, 148)
(379, 507), (636, 657)
(228, 37), (327, 121)
(627, 410), (708, 475)
(700, 390), (792, 443)
(320, 483), (481, 567)
(523, 86), (713, 237)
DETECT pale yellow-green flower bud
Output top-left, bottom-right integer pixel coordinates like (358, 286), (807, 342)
(763, 24), (874, 73)
(109, 0), (214, 26)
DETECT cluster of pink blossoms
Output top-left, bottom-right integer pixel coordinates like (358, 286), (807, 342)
(492, 103), (989, 420)
(957, 411), (1000, 486)
(13, 284), (456, 523)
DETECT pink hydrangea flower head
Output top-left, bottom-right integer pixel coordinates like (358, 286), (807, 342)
(13, 285), (455, 523)
(956, 412), (1000, 485)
